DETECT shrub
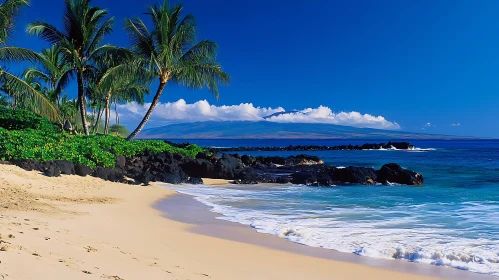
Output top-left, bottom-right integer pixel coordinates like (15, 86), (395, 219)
(0, 106), (60, 133)
(109, 124), (129, 137)
(0, 107), (204, 167)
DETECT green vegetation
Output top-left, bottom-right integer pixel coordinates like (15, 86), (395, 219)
(109, 124), (130, 137)
(0, 0), (229, 139)
(0, 0), (58, 120)
(0, 106), (203, 168)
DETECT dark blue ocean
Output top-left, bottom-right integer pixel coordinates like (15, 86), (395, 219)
(168, 139), (499, 276)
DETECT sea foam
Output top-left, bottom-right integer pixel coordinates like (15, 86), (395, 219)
(171, 185), (499, 277)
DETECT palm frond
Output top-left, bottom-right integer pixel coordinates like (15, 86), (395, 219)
(0, 0), (29, 44)
(0, 46), (39, 62)
(178, 40), (218, 65)
(86, 17), (114, 55)
(2, 71), (59, 120)
(124, 18), (155, 59)
(24, 67), (50, 81)
(173, 61), (230, 99)
(55, 69), (74, 97)
(26, 20), (67, 45)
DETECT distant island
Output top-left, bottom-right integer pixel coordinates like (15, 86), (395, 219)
(138, 121), (476, 140)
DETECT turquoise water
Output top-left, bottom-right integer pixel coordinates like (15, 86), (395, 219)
(170, 140), (499, 276)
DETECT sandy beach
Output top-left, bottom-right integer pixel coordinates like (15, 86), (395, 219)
(0, 164), (489, 280)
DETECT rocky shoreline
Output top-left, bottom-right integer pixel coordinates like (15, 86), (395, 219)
(205, 141), (414, 153)
(9, 145), (424, 187)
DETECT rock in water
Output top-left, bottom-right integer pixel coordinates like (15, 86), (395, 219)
(376, 163), (424, 185)
(329, 166), (377, 184)
(187, 177), (203, 185)
(291, 171), (318, 185)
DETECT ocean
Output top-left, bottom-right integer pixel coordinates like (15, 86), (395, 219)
(168, 139), (499, 277)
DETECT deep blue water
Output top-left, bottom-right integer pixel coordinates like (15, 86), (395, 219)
(168, 139), (499, 276)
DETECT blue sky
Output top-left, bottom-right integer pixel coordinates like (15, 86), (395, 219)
(7, 0), (499, 137)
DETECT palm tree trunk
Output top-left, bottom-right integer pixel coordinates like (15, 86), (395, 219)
(93, 101), (104, 134)
(104, 94), (111, 135)
(126, 82), (166, 141)
(114, 100), (119, 125)
(92, 107), (96, 124)
(77, 72), (89, 135)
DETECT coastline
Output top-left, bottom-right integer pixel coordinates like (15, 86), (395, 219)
(0, 164), (493, 280)
(160, 184), (497, 280)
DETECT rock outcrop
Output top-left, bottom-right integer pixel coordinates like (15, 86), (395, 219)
(11, 151), (423, 187)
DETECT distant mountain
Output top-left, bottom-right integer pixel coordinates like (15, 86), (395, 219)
(137, 121), (472, 140)
(263, 110), (299, 119)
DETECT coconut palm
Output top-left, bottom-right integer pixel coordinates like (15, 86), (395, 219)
(88, 52), (150, 135)
(27, 0), (116, 135)
(124, 0), (230, 140)
(58, 94), (77, 125)
(24, 45), (73, 106)
(0, 0), (58, 120)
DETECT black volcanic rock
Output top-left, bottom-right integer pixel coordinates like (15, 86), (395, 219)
(135, 170), (153, 185)
(187, 177), (203, 184)
(182, 158), (216, 178)
(236, 168), (261, 184)
(15, 159), (40, 171)
(39, 161), (61, 177)
(377, 163), (424, 185)
(291, 171), (318, 185)
(93, 166), (125, 182)
(54, 160), (75, 175)
(182, 154), (245, 180)
(115, 156), (126, 170)
(216, 154), (245, 179)
(75, 164), (92, 176)
(329, 167), (377, 185)
(7, 145), (423, 187)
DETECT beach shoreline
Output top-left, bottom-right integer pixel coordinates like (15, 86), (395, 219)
(0, 164), (493, 280)
(160, 184), (497, 280)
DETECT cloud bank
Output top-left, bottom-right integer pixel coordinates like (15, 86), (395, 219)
(117, 99), (400, 130)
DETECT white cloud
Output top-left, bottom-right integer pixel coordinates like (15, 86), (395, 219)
(422, 122), (436, 130)
(116, 99), (401, 130)
(451, 123), (461, 127)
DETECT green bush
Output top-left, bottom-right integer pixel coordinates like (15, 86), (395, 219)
(0, 108), (204, 168)
(0, 106), (61, 133)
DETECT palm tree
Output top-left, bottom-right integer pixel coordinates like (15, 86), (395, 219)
(0, 0), (58, 120)
(87, 51), (150, 135)
(124, 0), (230, 140)
(27, 0), (116, 135)
(24, 45), (73, 106)
(58, 94), (77, 125)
